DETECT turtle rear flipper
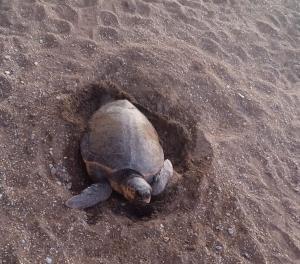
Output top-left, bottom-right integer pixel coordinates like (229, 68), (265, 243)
(65, 181), (112, 209)
(151, 159), (173, 196)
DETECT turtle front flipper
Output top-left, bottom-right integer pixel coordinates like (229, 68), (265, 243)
(151, 159), (173, 196)
(65, 181), (112, 209)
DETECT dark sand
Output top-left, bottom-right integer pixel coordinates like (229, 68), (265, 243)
(0, 0), (299, 263)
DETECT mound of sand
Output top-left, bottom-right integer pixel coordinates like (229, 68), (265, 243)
(0, 0), (299, 263)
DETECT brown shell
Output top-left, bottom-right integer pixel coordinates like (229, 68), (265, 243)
(81, 100), (164, 180)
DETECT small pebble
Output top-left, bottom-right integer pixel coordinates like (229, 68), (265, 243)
(215, 245), (223, 251)
(4, 55), (11, 60)
(215, 225), (223, 231)
(21, 239), (26, 244)
(20, 80), (25, 84)
(163, 236), (170, 242)
(237, 93), (245, 98)
(50, 167), (57, 176)
(228, 226), (236, 236)
(242, 252), (250, 259)
(39, 39), (44, 44)
(0, 194), (3, 199)
(4, 71), (10, 75)
(56, 181), (62, 186)
(34, 62), (38, 66)
(45, 257), (53, 264)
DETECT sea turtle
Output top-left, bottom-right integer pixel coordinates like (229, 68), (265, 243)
(66, 99), (173, 209)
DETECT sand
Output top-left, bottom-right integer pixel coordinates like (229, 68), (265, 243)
(0, 0), (299, 263)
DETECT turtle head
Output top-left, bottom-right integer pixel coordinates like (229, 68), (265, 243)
(125, 175), (152, 204)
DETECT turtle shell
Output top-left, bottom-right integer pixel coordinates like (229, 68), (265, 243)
(81, 100), (164, 180)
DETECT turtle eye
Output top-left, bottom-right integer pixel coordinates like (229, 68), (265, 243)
(123, 186), (135, 201)
(128, 187), (136, 200)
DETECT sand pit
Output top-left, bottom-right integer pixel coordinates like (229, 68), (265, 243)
(0, 0), (299, 263)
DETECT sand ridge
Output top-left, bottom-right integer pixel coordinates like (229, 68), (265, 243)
(0, 0), (299, 263)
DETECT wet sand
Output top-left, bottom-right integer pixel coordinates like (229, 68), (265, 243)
(0, 0), (299, 263)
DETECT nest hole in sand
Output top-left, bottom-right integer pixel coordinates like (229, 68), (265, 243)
(61, 82), (213, 222)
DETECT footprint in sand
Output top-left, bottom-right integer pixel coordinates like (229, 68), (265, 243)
(39, 33), (61, 49)
(98, 26), (121, 42)
(99, 11), (119, 27)
(46, 18), (72, 35)
(0, 109), (12, 128)
(53, 4), (79, 26)
(0, 76), (12, 102)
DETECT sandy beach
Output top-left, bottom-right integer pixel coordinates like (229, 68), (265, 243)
(0, 0), (299, 263)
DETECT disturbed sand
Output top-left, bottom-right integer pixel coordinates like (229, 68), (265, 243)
(0, 0), (299, 263)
